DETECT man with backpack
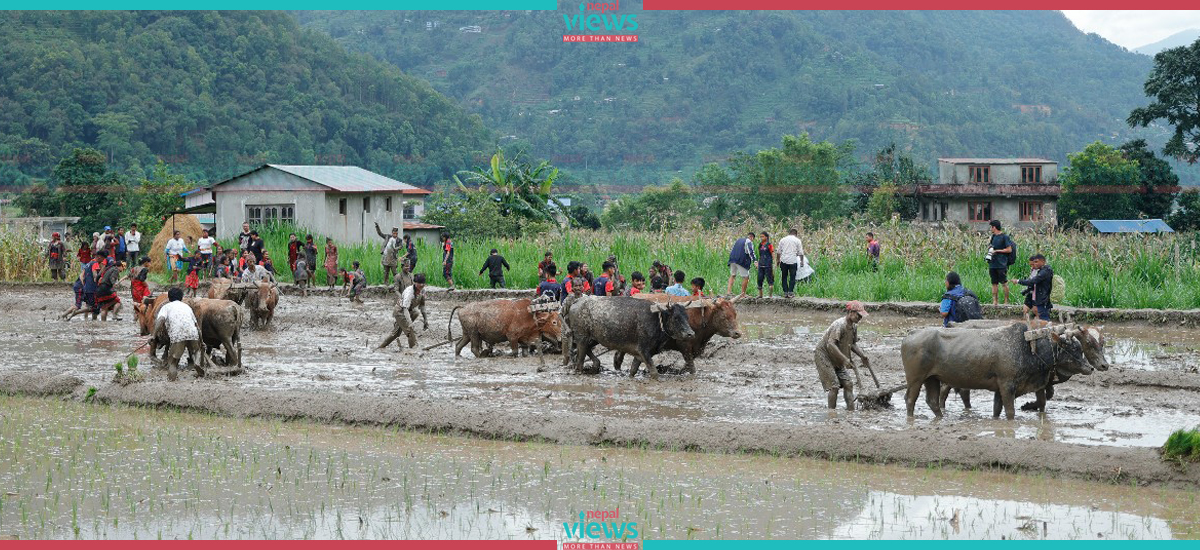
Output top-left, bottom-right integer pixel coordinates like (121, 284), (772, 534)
(987, 220), (1016, 306)
(939, 271), (982, 327)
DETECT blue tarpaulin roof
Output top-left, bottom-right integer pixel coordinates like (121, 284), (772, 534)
(1088, 219), (1174, 233)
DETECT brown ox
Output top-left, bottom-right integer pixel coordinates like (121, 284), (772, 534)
(450, 298), (562, 360)
(242, 282), (278, 328)
(133, 295), (243, 369)
(613, 294), (743, 374)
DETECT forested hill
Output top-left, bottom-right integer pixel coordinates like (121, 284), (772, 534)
(296, 7), (1170, 187)
(0, 11), (491, 184)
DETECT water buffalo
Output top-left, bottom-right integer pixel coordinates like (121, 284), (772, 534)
(943, 319), (1110, 409)
(450, 298), (562, 360)
(901, 323), (1094, 419)
(184, 298), (244, 369)
(566, 296), (695, 380)
(242, 282), (278, 328)
(614, 294), (743, 374)
(207, 277), (233, 300)
(134, 295), (243, 369)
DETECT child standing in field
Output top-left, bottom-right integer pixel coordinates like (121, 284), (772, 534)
(304, 235), (318, 283)
(324, 237), (339, 289)
(441, 232), (455, 290)
(866, 232), (881, 272)
(757, 232), (775, 298)
(184, 251), (201, 298)
(131, 256), (151, 304)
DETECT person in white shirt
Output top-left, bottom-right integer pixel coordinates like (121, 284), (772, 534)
(125, 224), (141, 262)
(379, 273), (427, 350)
(196, 229), (216, 277)
(164, 231), (188, 284)
(153, 287), (205, 381)
(776, 228), (806, 299)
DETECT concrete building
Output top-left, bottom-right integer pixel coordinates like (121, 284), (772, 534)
(914, 158), (1060, 228)
(208, 165), (435, 243)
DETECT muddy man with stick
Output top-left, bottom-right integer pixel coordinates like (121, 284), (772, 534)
(813, 301), (879, 410)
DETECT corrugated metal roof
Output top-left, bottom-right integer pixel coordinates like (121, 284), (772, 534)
(1088, 219), (1174, 233)
(268, 165), (431, 194)
(211, 165), (431, 195)
(404, 222), (444, 230)
(938, 158), (1056, 165)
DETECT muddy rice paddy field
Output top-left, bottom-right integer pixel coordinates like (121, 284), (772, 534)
(1, 284), (1199, 539)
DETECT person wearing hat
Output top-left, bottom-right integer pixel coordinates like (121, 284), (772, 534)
(813, 301), (871, 410)
(47, 232), (67, 281)
(479, 248), (511, 288)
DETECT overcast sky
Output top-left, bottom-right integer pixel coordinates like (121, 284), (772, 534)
(1061, 11), (1200, 49)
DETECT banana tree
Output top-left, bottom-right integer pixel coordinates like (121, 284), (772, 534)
(454, 149), (566, 227)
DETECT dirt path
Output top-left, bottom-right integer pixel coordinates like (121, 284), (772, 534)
(1, 285), (1198, 488)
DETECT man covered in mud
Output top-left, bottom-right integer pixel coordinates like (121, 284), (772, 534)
(813, 301), (871, 410)
(375, 222), (401, 285)
(154, 287), (205, 382)
(379, 273), (427, 350)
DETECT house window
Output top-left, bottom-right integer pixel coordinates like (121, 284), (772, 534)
(403, 201), (416, 220)
(385, 196), (393, 212)
(363, 196), (371, 213)
(1021, 165), (1042, 184)
(339, 198), (347, 215)
(246, 205), (294, 226)
(1020, 201), (1043, 222)
(968, 165), (990, 183)
(968, 201), (992, 222)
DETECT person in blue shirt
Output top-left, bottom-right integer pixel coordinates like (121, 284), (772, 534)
(665, 270), (689, 297)
(939, 271), (966, 327)
(536, 264), (565, 302)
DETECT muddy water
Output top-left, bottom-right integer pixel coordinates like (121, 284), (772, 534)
(0, 395), (1194, 540)
(2, 288), (1199, 452)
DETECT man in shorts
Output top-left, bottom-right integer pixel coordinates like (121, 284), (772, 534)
(726, 231), (756, 296)
(813, 301), (871, 410)
(987, 220), (1015, 306)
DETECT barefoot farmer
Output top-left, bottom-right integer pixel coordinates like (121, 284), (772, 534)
(813, 301), (871, 411)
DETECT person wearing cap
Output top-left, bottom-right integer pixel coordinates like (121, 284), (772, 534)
(47, 232), (67, 281)
(813, 301), (871, 410)
(479, 248), (511, 288)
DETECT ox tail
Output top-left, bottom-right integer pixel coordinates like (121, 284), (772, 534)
(447, 305), (462, 343)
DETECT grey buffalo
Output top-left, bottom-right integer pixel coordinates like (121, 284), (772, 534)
(566, 296), (695, 380)
(943, 319), (1110, 409)
(615, 295), (743, 374)
(901, 323), (1094, 419)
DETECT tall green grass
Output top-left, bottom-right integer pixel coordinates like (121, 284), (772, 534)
(1163, 427), (1200, 462)
(104, 220), (1200, 310)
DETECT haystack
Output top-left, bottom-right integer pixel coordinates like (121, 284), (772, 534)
(148, 214), (206, 273)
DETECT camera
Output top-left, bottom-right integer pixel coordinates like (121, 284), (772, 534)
(984, 247), (994, 262)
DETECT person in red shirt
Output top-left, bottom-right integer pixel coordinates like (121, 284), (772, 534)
(690, 277), (706, 297)
(537, 251), (554, 282)
(77, 238), (92, 265)
(625, 271), (645, 296)
(564, 261), (591, 296)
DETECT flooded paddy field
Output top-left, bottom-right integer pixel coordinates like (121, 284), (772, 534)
(1, 395), (1196, 540)
(1, 285), (1199, 491)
